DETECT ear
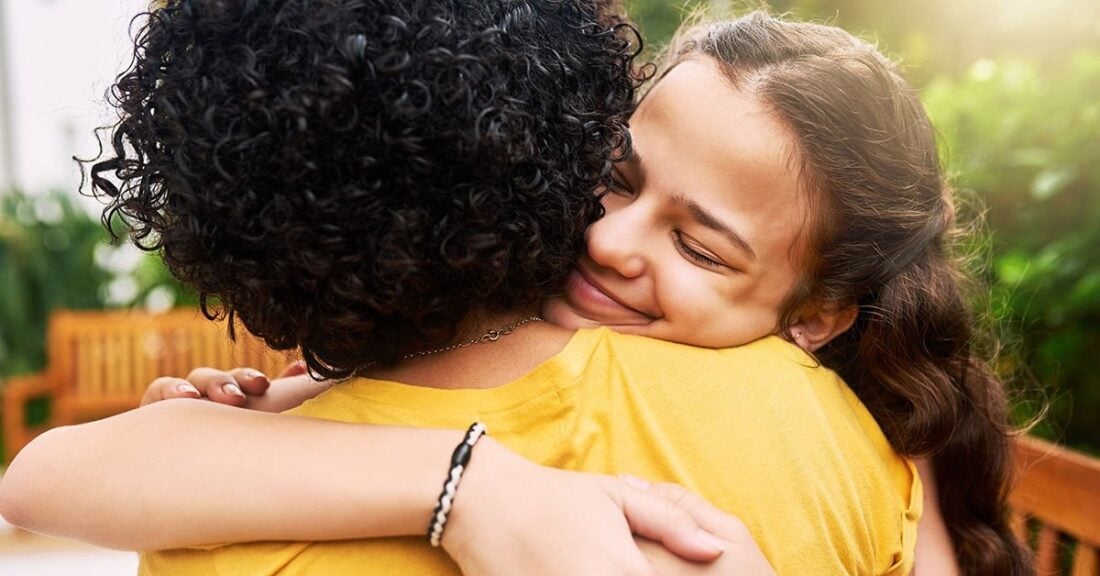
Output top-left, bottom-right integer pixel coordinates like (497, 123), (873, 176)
(788, 301), (857, 352)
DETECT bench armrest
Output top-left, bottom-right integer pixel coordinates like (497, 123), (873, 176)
(3, 373), (53, 463)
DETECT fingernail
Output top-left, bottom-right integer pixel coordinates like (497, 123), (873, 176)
(619, 474), (651, 490)
(696, 529), (728, 552)
(174, 383), (201, 397)
(245, 370), (268, 381)
(222, 382), (245, 397)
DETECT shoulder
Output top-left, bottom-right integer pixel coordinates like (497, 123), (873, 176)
(591, 330), (835, 398)
(575, 331), (871, 447)
(592, 330), (917, 504)
(595, 329), (818, 372)
(580, 331), (921, 573)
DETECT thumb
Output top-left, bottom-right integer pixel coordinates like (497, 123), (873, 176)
(618, 475), (726, 562)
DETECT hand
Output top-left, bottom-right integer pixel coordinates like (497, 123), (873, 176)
(140, 362), (319, 412)
(442, 439), (729, 576)
(627, 478), (776, 576)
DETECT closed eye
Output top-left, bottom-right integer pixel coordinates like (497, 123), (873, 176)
(674, 231), (724, 268)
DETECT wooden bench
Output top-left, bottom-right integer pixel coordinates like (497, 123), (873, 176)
(1012, 436), (1100, 576)
(2, 309), (291, 463)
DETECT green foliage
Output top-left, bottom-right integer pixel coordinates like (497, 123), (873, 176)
(924, 54), (1100, 452)
(624, 0), (695, 53)
(0, 190), (193, 380)
(626, 0), (1100, 85)
(0, 190), (113, 378)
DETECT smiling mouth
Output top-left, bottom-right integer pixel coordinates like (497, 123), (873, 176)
(564, 266), (657, 324)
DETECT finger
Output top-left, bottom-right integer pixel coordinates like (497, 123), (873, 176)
(637, 538), (710, 576)
(617, 477), (725, 562)
(643, 480), (776, 575)
(227, 367), (271, 396)
(186, 367), (248, 407)
(641, 480), (752, 542)
(277, 360), (308, 379)
(141, 376), (202, 406)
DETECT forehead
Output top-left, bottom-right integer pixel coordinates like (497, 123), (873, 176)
(630, 58), (810, 262)
(633, 58), (800, 182)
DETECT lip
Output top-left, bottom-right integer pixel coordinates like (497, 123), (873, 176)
(564, 266), (656, 323)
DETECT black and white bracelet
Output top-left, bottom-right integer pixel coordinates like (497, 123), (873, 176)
(427, 422), (488, 547)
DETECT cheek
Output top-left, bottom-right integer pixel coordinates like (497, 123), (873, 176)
(661, 273), (785, 348)
(656, 272), (740, 337)
(688, 305), (778, 348)
(759, 265), (802, 312)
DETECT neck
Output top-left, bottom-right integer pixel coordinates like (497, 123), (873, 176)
(449, 308), (539, 346)
(367, 306), (574, 390)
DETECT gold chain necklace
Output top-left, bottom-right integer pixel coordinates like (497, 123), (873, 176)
(402, 316), (544, 360)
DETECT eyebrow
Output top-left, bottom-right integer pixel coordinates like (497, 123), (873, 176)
(631, 150), (758, 262)
(674, 193), (758, 262)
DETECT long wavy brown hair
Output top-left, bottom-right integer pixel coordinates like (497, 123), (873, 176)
(670, 12), (1032, 575)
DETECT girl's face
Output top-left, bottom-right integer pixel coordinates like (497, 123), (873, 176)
(543, 58), (812, 348)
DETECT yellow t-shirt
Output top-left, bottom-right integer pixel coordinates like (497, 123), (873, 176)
(141, 329), (920, 575)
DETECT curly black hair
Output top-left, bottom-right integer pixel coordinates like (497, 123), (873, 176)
(88, 0), (642, 377)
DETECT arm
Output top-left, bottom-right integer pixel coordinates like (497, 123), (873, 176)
(0, 399), (732, 575)
(0, 400), (459, 549)
(913, 458), (960, 576)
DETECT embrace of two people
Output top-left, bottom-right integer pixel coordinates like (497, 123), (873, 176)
(0, 1), (1032, 575)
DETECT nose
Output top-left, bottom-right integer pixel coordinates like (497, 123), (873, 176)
(585, 197), (647, 278)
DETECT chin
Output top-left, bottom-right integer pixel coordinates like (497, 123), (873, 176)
(541, 301), (597, 330)
(594, 324), (668, 344)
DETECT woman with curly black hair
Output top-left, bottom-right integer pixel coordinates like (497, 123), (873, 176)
(1, 2), (1003, 575)
(97, 0), (631, 372)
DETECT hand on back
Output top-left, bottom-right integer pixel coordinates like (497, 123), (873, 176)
(141, 364), (775, 575)
(141, 361), (321, 412)
(443, 439), (775, 576)
(629, 479), (776, 575)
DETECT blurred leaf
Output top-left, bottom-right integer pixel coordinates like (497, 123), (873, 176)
(1069, 271), (1100, 309)
(1009, 148), (1051, 168)
(1030, 166), (1076, 201)
(995, 252), (1032, 285)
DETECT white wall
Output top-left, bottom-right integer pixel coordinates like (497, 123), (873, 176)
(0, 0), (149, 196)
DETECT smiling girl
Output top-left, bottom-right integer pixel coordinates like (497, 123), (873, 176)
(0, 6), (1028, 575)
(544, 58), (820, 350)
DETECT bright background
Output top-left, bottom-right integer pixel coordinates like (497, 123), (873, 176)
(0, 0), (1098, 464)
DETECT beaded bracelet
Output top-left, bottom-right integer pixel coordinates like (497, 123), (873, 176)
(427, 422), (488, 547)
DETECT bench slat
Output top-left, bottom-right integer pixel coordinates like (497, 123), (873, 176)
(5, 309), (291, 463)
(1071, 545), (1098, 576)
(1012, 437), (1100, 549)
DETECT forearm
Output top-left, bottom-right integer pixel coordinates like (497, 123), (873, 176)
(0, 400), (471, 550)
(914, 458), (960, 575)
